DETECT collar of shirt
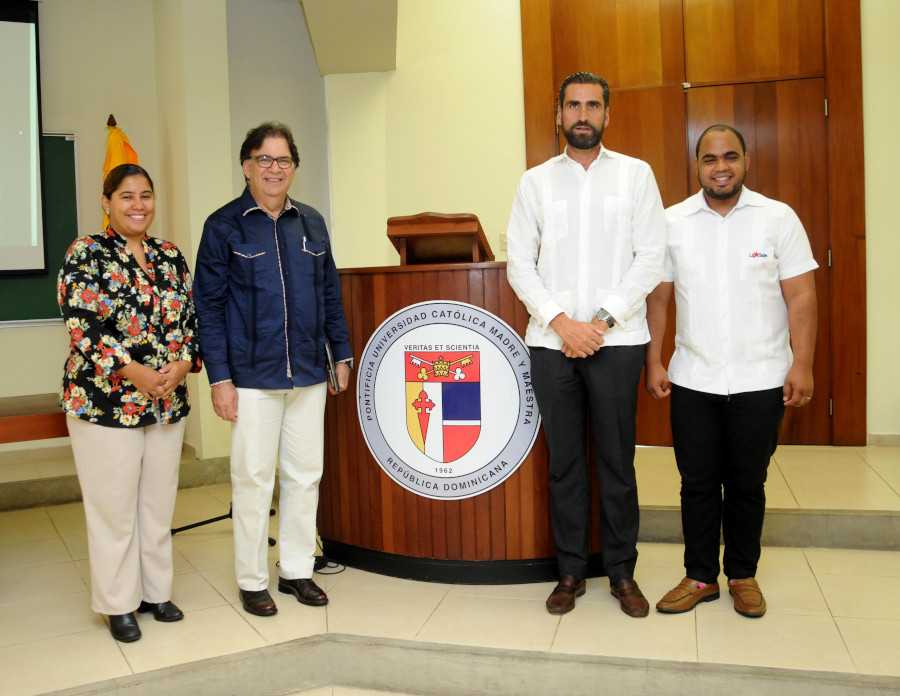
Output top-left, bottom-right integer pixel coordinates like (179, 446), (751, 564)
(685, 186), (767, 218)
(558, 143), (613, 170)
(239, 186), (299, 219)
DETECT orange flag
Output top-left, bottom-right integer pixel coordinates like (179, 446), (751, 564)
(102, 115), (139, 228)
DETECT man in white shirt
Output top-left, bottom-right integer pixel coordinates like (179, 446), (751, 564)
(645, 124), (817, 618)
(507, 72), (666, 617)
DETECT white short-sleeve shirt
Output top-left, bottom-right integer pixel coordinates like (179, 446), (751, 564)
(664, 188), (818, 395)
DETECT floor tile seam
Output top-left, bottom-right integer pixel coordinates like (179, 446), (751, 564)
(0, 623), (111, 649)
(411, 586), (453, 641)
(804, 551), (847, 627)
(777, 478), (804, 508)
(826, 605), (864, 674)
(815, 570), (900, 581)
(220, 600), (273, 645)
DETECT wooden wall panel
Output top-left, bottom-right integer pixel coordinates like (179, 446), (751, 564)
(520, 0), (866, 444)
(551, 0), (686, 89)
(824, 0), (866, 445)
(687, 80), (832, 443)
(601, 85), (691, 207)
(683, 0), (825, 84)
(521, 0), (558, 169)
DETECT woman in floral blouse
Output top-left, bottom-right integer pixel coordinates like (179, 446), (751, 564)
(58, 164), (201, 643)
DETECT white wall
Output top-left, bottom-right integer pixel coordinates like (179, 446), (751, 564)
(327, 0), (525, 269)
(861, 1), (900, 443)
(226, 0), (331, 226)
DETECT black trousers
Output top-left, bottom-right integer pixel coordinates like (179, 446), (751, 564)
(530, 345), (644, 583)
(670, 384), (785, 582)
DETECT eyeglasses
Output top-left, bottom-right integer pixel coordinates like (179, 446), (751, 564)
(247, 155), (295, 169)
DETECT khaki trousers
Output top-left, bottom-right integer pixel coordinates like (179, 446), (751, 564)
(231, 384), (326, 590)
(67, 416), (185, 614)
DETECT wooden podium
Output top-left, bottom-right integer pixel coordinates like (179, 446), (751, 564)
(318, 215), (605, 583)
(387, 212), (494, 265)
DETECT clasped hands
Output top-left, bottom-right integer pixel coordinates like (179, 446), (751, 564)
(118, 360), (193, 401)
(551, 313), (609, 358)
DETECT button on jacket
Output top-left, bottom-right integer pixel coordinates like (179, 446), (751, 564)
(193, 187), (351, 389)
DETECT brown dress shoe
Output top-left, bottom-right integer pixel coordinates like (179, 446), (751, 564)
(610, 579), (649, 617)
(546, 575), (586, 615)
(729, 577), (766, 617)
(278, 577), (328, 606)
(239, 589), (278, 616)
(656, 577), (720, 614)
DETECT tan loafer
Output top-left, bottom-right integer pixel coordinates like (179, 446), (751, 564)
(656, 577), (720, 614)
(729, 577), (766, 617)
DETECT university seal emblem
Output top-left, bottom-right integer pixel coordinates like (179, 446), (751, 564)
(358, 301), (539, 500)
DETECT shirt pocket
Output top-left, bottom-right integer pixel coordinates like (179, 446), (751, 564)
(674, 251), (707, 289)
(738, 246), (777, 283)
(603, 196), (634, 234)
(539, 200), (568, 242)
(230, 244), (271, 291)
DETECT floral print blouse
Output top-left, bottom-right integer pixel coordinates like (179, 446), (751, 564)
(58, 228), (202, 427)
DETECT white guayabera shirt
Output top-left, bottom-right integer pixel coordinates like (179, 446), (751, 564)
(506, 145), (667, 350)
(664, 187), (818, 395)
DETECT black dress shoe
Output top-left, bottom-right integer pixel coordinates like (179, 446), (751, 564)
(137, 600), (184, 622)
(108, 613), (141, 643)
(278, 577), (328, 606)
(239, 589), (278, 616)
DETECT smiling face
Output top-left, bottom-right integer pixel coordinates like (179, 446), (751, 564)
(696, 130), (751, 214)
(557, 82), (609, 151)
(242, 135), (295, 215)
(102, 174), (155, 239)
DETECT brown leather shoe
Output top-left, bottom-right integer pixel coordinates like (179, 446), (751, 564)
(239, 589), (278, 616)
(278, 577), (328, 606)
(656, 577), (720, 614)
(610, 579), (649, 617)
(546, 575), (586, 615)
(729, 577), (766, 617)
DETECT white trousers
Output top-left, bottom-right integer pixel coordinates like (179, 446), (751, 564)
(67, 416), (185, 614)
(231, 384), (326, 590)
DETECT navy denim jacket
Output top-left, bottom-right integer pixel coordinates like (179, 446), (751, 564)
(194, 188), (351, 389)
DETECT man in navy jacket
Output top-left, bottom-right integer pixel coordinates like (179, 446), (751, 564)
(194, 122), (351, 617)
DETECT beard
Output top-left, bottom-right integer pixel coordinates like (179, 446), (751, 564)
(562, 121), (604, 150)
(701, 177), (744, 201)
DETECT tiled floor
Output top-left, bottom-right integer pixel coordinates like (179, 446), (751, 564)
(635, 444), (900, 511)
(0, 446), (898, 695)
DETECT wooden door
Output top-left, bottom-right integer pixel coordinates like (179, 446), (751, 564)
(683, 0), (825, 83)
(520, 0), (866, 444)
(686, 80), (832, 443)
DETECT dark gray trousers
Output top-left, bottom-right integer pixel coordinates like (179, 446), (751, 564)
(530, 345), (644, 583)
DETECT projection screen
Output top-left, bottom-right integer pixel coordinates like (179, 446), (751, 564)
(0, 1), (47, 274)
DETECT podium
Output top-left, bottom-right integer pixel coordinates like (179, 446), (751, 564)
(387, 212), (494, 265)
(318, 215), (606, 584)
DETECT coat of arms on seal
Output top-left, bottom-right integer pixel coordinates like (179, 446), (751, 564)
(406, 351), (481, 463)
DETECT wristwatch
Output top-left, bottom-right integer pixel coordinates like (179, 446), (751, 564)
(596, 308), (615, 327)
